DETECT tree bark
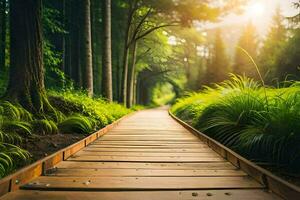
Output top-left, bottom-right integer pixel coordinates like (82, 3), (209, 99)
(121, 29), (130, 106)
(0, 0), (6, 71)
(133, 74), (137, 105)
(82, 0), (93, 96)
(61, 0), (66, 72)
(127, 41), (138, 108)
(121, 1), (137, 106)
(70, 0), (82, 87)
(5, 0), (52, 113)
(102, 0), (113, 101)
(91, 0), (102, 95)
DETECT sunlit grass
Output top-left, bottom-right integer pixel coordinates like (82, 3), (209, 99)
(172, 74), (300, 173)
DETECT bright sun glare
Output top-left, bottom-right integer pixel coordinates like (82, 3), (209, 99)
(247, 2), (265, 17)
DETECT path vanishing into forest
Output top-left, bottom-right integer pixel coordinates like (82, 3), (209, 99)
(1, 108), (283, 199)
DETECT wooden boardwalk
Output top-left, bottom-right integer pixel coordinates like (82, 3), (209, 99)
(1, 108), (281, 199)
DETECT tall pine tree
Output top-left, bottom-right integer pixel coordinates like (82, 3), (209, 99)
(260, 7), (287, 83)
(206, 29), (229, 83)
(233, 22), (259, 78)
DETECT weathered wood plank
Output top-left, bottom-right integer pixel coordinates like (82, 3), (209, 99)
(48, 168), (246, 177)
(56, 161), (236, 170)
(88, 144), (208, 149)
(83, 147), (212, 153)
(0, 189), (281, 200)
(68, 155), (225, 162)
(74, 151), (218, 157)
(21, 176), (263, 190)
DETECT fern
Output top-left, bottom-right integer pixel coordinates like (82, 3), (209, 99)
(58, 115), (95, 134)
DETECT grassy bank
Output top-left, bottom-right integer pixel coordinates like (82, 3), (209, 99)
(0, 91), (132, 178)
(171, 75), (300, 174)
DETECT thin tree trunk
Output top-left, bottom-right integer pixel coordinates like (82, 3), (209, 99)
(64, 0), (72, 77)
(61, 0), (66, 72)
(121, 35), (130, 105)
(115, 50), (120, 100)
(127, 41), (138, 107)
(121, 1), (136, 106)
(133, 74), (137, 105)
(5, 0), (52, 113)
(102, 0), (112, 101)
(0, 0), (6, 71)
(82, 0), (93, 96)
(70, 0), (81, 86)
(91, 0), (102, 95)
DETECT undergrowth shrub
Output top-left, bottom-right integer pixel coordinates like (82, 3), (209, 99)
(0, 90), (131, 178)
(172, 75), (300, 173)
(58, 115), (95, 134)
(48, 90), (132, 129)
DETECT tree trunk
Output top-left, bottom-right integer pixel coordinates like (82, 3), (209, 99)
(121, 2), (135, 106)
(0, 0), (6, 71)
(102, 0), (113, 101)
(121, 37), (130, 106)
(64, 0), (72, 78)
(133, 74), (137, 105)
(91, 0), (102, 95)
(82, 0), (93, 96)
(127, 41), (138, 108)
(5, 0), (52, 113)
(61, 0), (66, 72)
(70, 0), (82, 87)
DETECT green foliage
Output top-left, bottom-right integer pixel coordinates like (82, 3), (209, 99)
(0, 90), (131, 178)
(49, 90), (132, 129)
(0, 143), (29, 178)
(275, 29), (300, 81)
(32, 119), (58, 135)
(260, 7), (287, 83)
(58, 115), (95, 134)
(0, 103), (32, 178)
(172, 75), (300, 172)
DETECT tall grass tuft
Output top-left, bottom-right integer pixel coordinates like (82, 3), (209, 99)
(172, 75), (300, 172)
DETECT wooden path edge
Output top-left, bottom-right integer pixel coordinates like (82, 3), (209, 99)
(0, 111), (136, 197)
(169, 110), (300, 200)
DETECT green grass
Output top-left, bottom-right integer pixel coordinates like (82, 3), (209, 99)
(0, 90), (132, 178)
(171, 75), (300, 173)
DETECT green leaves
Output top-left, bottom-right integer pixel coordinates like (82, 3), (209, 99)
(0, 143), (30, 178)
(58, 115), (95, 134)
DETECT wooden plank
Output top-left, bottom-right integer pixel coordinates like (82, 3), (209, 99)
(91, 142), (206, 146)
(108, 131), (190, 134)
(83, 147), (212, 153)
(92, 140), (203, 144)
(67, 155), (225, 162)
(21, 176), (263, 191)
(99, 137), (199, 141)
(88, 144), (209, 149)
(103, 134), (196, 138)
(63, 141), (86, 160)
(56, 161), (236, 170)
(48, 168), (246, 177)
(74, 151), (218, 157)
(0, 189), (281, 200)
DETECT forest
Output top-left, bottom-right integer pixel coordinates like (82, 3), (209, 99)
(0, 0), (299, 189)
